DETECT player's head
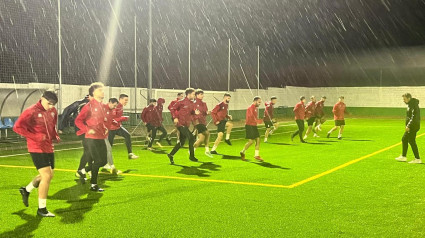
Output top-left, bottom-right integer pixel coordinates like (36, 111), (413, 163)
(253, 96), (262, 107)
(270, 96), (277, 105)
(185, 88), (196, 100)
(300, 96), (306, 103)
(402, 93), (412, 104)
(177, 92), (184, 100)
(41, 90), (58, 110)
(321, 96), (327, 102)
(89, 82), (104, 101)
(119, 94), (129, 106)
(149, 98), (157, 106)
(310, 96), (316, 102)
(339, 96), (345, 102)
(223, 93), (231, 104)
(108, 98), (119, 109)
(195, 89), (204, 100)
(157, 98), (165, 105)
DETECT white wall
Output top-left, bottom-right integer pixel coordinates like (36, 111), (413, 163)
(1, 83), (425, 116)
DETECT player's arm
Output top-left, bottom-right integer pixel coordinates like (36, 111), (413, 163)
(74, 105), (90, 134)
(52, 108), (61, 143)
(13, 109), (44, 141)
(211, 104), (220, 124)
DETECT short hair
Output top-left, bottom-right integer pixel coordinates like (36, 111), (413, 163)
(177, 92), (183, 97)
(119, 94), (128, 99)
(300, 96), (305, 101)
(109, 98), (119, 104)
(88, 82), (104, 96)
(271, 96), (277, 100)
(321, 96), (327, 99)
(195, 89), (204, 96)
(339, 96), (345, 99)
(402, 93), (412, 99)
(185, 88), (195, 95)
(42, 90), (58, 104)
(224, 93), (231, 98)
(149, 99), (157, 103)
(253, 96), (261, 102)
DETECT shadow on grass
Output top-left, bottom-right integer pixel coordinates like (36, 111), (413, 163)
(49, 173), (122, 224)
(221, 154), (242, 160)
(342, 139), (373, 142)
(0, 209), (42, 237)
(174, 162), (221, 177)
(251, 161), (291, 170)
(266, 142), (296, 146)
(317, 140), (339, 143)
(304, 142), (331, 145)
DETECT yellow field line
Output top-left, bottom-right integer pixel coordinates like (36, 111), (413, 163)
(0, 164), (291, 189)
(287, 132), (425, 188)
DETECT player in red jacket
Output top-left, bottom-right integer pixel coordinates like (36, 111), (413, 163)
(193, 89), (213, 158)
(210, 93), (233, 154)
(240, 96), (264, 161)
(75, 82), (109, 192)
(291, 96), (307, 143)
(263, 96), (278, 143)
(327, 96), (348, 140)
(15, 91), (60, 217)
(167, 92), (184, 143)
(167, 88), (200, 164)
(303, 96), (317, 140)
(103, 98), (121, 174)
(108, 94), (139, 159)
(141, 98), (170, 150)
(313, 96), (327, 137)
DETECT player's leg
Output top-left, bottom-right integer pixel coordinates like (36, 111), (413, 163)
(224, 121), (233, 145)
(264, 122), (271, 143)
(37, 165), (55, 216)
(148, 126), (157, 149)
(157, 125), (169, 145)
(211, 132), (223, 154)
(338, 125), (345, 139)
(408, 130), (421, 163)
(117, 126), (139, 159)
(254, 137), (263, 161)
(19, 175), (41, 207)
(89, 139), (107, 192)
(240, 139), (254, 161)
(194, 133), (205, 149)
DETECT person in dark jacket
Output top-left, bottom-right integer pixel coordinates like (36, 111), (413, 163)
(396, 93), (422, 164)
(58, 95), (89, 133)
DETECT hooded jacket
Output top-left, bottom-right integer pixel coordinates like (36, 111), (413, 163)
(406, 98), (420, 131)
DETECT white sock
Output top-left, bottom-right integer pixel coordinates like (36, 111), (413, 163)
(328, 130), (332, 134)
(91, 184), (97, 188)
(338, 134), (342, 138)
(264, 138), (268, 142)
(212, 145), (217, 151)
(226, 134), (230, 140)
(194, 148), (197, 151)
(110, 164), (116, 169)
(241, 149), (246, 153)
(205, 146), (210, 152)
(26, 182), (35, 193)
(80, 168), (86, 174)
(38, 198), (46, 209)
(255, 150), (260, 157)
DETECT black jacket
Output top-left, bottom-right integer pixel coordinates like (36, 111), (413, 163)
(58, 98), (89, 131)
(406, 98), (420, 131)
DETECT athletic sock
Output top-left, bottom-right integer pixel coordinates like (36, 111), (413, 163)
(38, 198), (46, 209)
(338, 134), (342, 138)
(255, 150), (260, 157)
(205, 146), (210, 152)
(26, 182), (35, 193)
(241, 149), (246, 153)
(80, 168), (87, 174)
(226, 134), (230, 140)
(212, 145), (217, 151)
(91, 184), (97, 188)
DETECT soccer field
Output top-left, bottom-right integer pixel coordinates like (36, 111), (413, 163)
(1, 118), (424, 237)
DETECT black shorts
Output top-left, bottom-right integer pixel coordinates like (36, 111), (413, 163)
(216, 120), (227, 133)
(307, 117), (316, 126)
(30, 153), (55, 170)
(335, 120), (345, 126)
(146, 123), (155, 132)
(264, 121), (274, 128)
(245, 125), (260, 139)
(195, 124), (208, 134)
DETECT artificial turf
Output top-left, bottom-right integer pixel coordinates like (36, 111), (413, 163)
(1, 118), (425, 237)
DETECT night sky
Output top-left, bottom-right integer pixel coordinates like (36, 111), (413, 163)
(1, 0), (425, 90)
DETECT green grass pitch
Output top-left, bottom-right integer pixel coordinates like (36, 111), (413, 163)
(1, 118), (425, 237)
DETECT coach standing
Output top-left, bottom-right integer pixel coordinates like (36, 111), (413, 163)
(395, 93), (422, 164)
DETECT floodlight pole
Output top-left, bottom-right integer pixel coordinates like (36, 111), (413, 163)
(257, 45), (260, 96)
(134, 15), (137, 113)
(57, 0), (62, 114)
(188, 29), (191, 88)
(148, 0), (152, 104)
(228, 38), (231, 92)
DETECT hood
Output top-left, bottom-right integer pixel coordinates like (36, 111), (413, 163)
(409, 98), (419, 107)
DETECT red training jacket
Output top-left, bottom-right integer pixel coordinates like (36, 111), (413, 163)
(211, 102), (229, 124)
(169, 97), (196, 127)
(13, 100), (59, 153)
(315, 101), (325, 117)
(109, 103), (128, 130)
(156, 98), (165, 123)
(246, 104), (262, 126)
(333, 101), (347, 120)
(305, 101), (316, 119)
(141, 104), (161, 127)
(75, 99), (108, 139)
(293, 101), (306, 120)
(193, 98), (208, 125)
(263, 101), (274, 122)
(168, 98), (180, 119)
